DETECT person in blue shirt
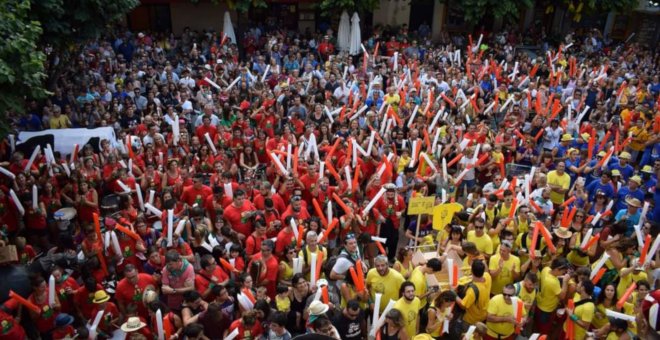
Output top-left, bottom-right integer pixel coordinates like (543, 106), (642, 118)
(565, 148), (586, 185)
(641, 165), (657, 193)
(614, 197), (642, 237)
(614, 176), (645, 212)
(640, 142), (660, 167)
(607, 152), (635, 181)
(553, 134), (573, 161)
(583, 150), (608, 186)
(585, 171), (615, 201)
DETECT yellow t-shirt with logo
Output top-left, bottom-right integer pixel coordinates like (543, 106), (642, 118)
(489, 254), (521, 295)
(394, 296), (421, 337)
(563, 299), (595, 340)
(537, 267), (562, 312)
(366, 268), (405, 313)
(515, 281), (537, 313)
(486, 294), (520, 338)
(462, 273), (492, 324)
(409, 267), (429, 307)
(467, 230), (494, 256)
(617, 271), (647, 299)
(547, 170), (570, 204)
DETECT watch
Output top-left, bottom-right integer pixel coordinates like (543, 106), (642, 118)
(172, 288), (177, 293)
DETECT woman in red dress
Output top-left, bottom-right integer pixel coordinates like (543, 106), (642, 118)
(162, 159), (181, 192)
(28, 276), (61, 338)
(80, 157), (102, 190)
(76, 180), (99, 224)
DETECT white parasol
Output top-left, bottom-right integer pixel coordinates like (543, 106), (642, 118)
(349, 12), (362, 56)
(223, 11), (237, 45)
(337, 11), (351, 52)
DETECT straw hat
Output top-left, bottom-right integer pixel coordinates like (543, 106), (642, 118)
(642, 165), (653, 173)
(308, 300), (329, 316)
(619, 151), (632, 160)
(121, 317), (147, 333)
(597, 151), (607, 157)
(625, 197), (642, 208)
(630, 175), (642, 185)
(611, 169), (621, 177)
(92, 290), (110, 304)
(316, 278), (329, 288)
(554, 227), (573, 239)
(561, 134), (574, 142)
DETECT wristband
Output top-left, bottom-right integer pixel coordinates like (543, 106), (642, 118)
(570, 314), (578, 321)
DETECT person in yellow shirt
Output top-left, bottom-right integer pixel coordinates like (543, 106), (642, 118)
(514, 272), (538, 314)
(425, 290), (457, 337)
(604, 318), (635, 340)
(366, 255), (405, 313)
(456, 260), (492, 326)
(617, 259), (648, 299)
(49, 105), (72, 129)
(298, 231), (328, 281)
(486, 284), (526, 339)
(467, 217), (493, 257)
(393, 281), (421, 337)
(384, 86), (401, 110)
(488, 241), (521, 295)
(534, 258), (570, 335)
(628, 118), (649, 158)
(563, 280), (596, 340)
(408, 258), (443, 308)
(547, 162), (571, 205)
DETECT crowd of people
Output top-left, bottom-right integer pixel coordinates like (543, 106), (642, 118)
(0, 17), (659, 340)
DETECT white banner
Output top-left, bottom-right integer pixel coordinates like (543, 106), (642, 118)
(17, 127), (119, 156)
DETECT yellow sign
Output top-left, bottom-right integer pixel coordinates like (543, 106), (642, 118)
(407, 196), (436, 215)
(432, 203), (464, 230)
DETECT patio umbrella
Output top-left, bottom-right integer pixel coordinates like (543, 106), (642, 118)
(349, 12), (361, 56)
(223, 11), (237, 45)
(337, 11), (351, 52)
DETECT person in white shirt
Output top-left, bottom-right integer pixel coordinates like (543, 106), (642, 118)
(542, 119), (563, 152)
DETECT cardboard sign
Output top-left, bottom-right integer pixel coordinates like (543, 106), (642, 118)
(0, 245), (18, 264)
(407, 196), (435, 215)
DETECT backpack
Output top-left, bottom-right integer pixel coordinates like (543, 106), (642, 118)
(302, 244), (326, 266)
(323, 251), (356, 279)
(449, 281), (480, 338)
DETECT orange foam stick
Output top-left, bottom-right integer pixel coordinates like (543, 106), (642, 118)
(297, 225), (305, 248)
(363, 52), (368, 73)
(591, 267), (606, 284)
(561, 207), (570, 227)
(115, 224), (141, 241)
(325, 160), (342, 182)
(619, 136), (632, 152)
(508, 198), (518, 219)
(508, 177), (517, 192)
(617, 283), (637, 309)
(475, 153), (489, 166)
(315, 251), (324, 279)
(585, 215), (595, 224)
(595, 149), (614, 169)
(615, 130), (620, 153)
(549, 99), (562, 120)
(640, 234), (652, 264)
(312, 199), (328, 227)
(352, 166), (361, 193)
(318, 218), (339, 244)
(219, 258), (238, 273)
(333, 193), (352, 215)
(499, 161), (506, 178)
(452, 264), (459, 289)
(349, 267), (361, 290)
(355, 260), (366, 292)
(242, 288), (256, 304)
(321, 285), (329, 304)
(388, 107), (402, 126)
(375, 241), (387, 256)
(529, 199), (543, 214)
(587, 135), (596, 160)
(567, 299), (575, 340)
(446, 153), (464, 168)
(538, 223), (556, 253)
(345, 139), (353, 166)
(534, 128), (544, 142)
(93, 212), (102, 241)
(292, 147), (299, 175)
(561, 197), (577, 209)
(9, 290), (40, 313)
(126, 135), (134, 159)
(327, 138), (342, 160)
(582, 234), (600, 252)
(598, 131), (611, 151)
(529, 222), (540, 259)
(530, 64), (540, 78)
(515, 299), (524, 334)
(546, 94), (555, 115)
(423, 130), (431, 150)
(514, 129), (526, 141)
(441, 93), (456, 108)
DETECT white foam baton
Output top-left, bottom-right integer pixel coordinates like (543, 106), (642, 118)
(463, 325), (476, 340)
(363, 188), (386, 216)
(225, 328), (240, 340)
(89, 310), (105, 340)
(606, 309), (636, 322)
(48, 275), (56, 306)
(24, 145), (40, 172)
(175, 219), (187, 236)
(372, 293), (382, 326)
(590, 253), (610, 280)
(580, 228), (593, 249)
(204, 132), (217, 155)
(136, 186), (145, 211)
(32, 185), (38, 210)
(408, 105), (419, 127)
(0, 167), (15, 180)
(226, 76), (241, 91)
(9, 189), (24, 215)
(167, 209), (174, 246)
(645, 236), (660, 265)
(651, 303), (659, 330)
(261, 64), (270, 83)
(270, 152), (289, 176)
(117, 180), (131, 194)
(421, 153), (437, 173)
(370, 299), (396, 336)
(310, 252), (318, 286)
(203, 77), (221, 90)
(155, 309), (165, 340)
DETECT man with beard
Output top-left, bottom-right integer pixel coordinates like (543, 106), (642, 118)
(248, 239), (279, 299)
(393, 281), (421, 337)
(330, 234), (368, 290)
(333, 300), (366, 340)
(281, 195), (310, 224)
(376, 183), (405, 259)
(366, 255), (404, 314)
(180, 174), (213, 208)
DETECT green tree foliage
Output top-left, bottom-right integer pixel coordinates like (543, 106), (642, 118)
(191, 0), (267, 13)
(451, 0), (535, 24)
(0, 0), (47, 132)
(318, 0), (381, 17)
(545, 0), (638, 22)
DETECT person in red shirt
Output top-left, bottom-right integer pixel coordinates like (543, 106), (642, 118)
(253, 181), (286, 214)
(115, 265), (157, 320)
(195, 254), (229, 300)
(226, 310), (263, 340)
(195, 115), (218, 142)
(248, 239), (279, 299)
(28, 276), (60, 338)
(23, 191), (48, 249)
(245, 219), (268, 260)
(74, 276), (103, 322)
(51, 314), (76, 340)
(89, 290), (121, 337)
(180, 174), (213, 208)
(51, 266), (80, 316)
(275, 216), (297, 258)
(76, 180), (99, 224)
(281, 195), (311, 225)
(223, 189), (257, 240)
(317, 36), (335, 61)
(375, 183), (406, 259)
(0, 300), (26, 339)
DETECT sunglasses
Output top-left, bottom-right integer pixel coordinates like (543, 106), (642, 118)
(475, 226), (484, 230)
(503, 293), (513, 297)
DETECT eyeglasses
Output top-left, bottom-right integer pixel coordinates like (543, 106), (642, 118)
(346, 233), (356, 240)
(503, 293), (513, 297)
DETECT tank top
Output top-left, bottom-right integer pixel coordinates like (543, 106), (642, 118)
(379, 323), (401, 340)
(287, 291), (308, 333)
